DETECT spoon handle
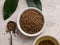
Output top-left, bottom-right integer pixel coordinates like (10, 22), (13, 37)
(10, 32), (12, 45)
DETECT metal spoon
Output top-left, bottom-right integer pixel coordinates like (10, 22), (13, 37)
(7, 21), (16, 45)
(10, 31), (12, 45)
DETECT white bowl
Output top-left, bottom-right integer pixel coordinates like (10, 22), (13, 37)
(17, 7), (46, 37)
(33, 35), (59, 45)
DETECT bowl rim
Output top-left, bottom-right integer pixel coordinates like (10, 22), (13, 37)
(17, 7), (46, 37)
(33, 35), (59, 45)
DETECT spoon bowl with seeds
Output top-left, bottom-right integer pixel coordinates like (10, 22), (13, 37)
(7, 21), (16, 45)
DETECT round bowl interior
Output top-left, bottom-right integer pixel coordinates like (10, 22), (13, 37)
(33, 35), (59, 45)
(17, 7), (46, 37)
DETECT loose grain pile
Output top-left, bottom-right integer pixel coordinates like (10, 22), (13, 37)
(20, 9), (44, 34)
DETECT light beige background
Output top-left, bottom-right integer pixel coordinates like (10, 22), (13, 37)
(0, 0), (60, 45)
